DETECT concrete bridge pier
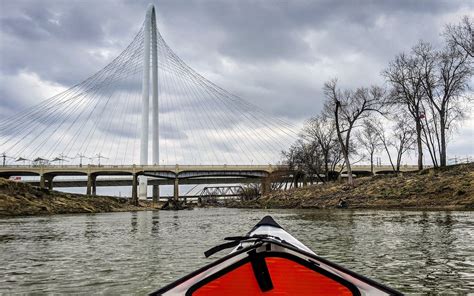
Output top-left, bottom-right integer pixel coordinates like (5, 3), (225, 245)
(86, 174), (96, 196)
(293, 175), (299, 189)
(302, 174), (308, 187)
(152, 185), (159, 204)
(261, 177), (271, 195)
(92, 177), (97, 196)
(39, 174), (46, 189)
(131, 173), (138, 206)
(46, 175), (54, 190)
(139, 176), (148, 200)
(173, 178), (179, 203)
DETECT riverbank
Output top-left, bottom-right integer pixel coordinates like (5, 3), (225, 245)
(0, 178), (158, 216)
(228, 163), (474, 210)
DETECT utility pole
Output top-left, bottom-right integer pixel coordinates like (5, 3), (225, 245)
(1, 152), (13, 166)
(96, 153), (108, 166)
(58, 153), (69, 166)
(77, 153), (87, 167)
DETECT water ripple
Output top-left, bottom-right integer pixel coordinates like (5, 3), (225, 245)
(0, 209), (472, 295)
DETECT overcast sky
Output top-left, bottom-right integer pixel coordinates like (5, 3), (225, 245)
(0, 0), (473, 165)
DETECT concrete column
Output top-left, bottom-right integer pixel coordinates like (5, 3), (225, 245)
(173, 178), (179, 202)
(152, 185), (159, 204)
(47, 176), (54, 190)
(86, 174), (92, 195)
(139, 176), (148, 200)
(302, 174), (308, 187)
(131, 174), (138, 206)
(92, 175), (97, 196)
(261, 177), (271, 195)
(39, 174), (46, 189)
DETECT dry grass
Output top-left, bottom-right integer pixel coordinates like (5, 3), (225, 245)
(235, 163), (474, 210)
(0, 178), (158, 216)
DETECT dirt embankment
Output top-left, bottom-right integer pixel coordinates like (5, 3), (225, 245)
(0, 179), (158, 216)
(229, 163), (474, 210)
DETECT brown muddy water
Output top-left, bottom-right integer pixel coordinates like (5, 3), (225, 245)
(0, 208), (473, 295)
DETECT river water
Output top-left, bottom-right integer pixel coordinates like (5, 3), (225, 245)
(0, 209), (473, 295)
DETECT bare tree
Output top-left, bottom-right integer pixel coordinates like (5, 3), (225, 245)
(300, 141), (325, 183)
(282, 139), (323, 186)
(444, 16), (473, 58)
(374, 116), (416, 172)
(414, 41), (473, 166)
(383, 52), (426, 170)
(323, 79), (384, 186)
(356, 120), (382, 175)
(374, 120), (396, 171)
(392, 120), (416, 170)
(420, 102), (441, 167)
(302, 116), (342, 181)
(281, 141), (305, 187)
(328, 140), (345, 177)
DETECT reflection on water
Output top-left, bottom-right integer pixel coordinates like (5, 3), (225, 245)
(0, 209), (472, 295)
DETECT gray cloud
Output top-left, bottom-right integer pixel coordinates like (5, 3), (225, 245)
(0, 0), (472, 164)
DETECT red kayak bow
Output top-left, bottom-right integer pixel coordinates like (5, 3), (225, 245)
(151, 216), (403, 296)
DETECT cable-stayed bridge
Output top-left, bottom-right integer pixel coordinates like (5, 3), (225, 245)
(0, 5), (298, 203)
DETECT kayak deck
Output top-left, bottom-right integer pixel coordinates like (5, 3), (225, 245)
(189, 252), (358, 295)
(151, 216), (402, 296)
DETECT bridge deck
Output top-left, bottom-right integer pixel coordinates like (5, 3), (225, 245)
(0, 164), (420, 202)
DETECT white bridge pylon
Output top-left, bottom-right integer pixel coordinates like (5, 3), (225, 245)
(139, 4), (159, 199)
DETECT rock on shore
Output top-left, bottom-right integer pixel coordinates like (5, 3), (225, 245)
(0, 178), (157, 216)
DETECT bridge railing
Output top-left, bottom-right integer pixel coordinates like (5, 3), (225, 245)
(0, 164), (425, 174)
(0, 164), (290, 170)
